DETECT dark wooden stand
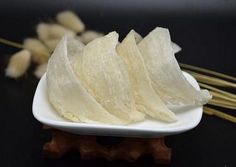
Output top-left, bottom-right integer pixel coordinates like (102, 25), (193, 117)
(43, 127), (171, 164)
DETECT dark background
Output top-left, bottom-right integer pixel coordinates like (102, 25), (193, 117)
(0, 0), (236, 167)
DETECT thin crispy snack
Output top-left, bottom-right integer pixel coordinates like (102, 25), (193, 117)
(73, 32), (144, 123)
(117, 30), (176, 122)
(138, 27), (211, 108)
(47, 36), (125, 124)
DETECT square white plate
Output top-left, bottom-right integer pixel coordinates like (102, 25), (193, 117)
(32, 72), (202, 138)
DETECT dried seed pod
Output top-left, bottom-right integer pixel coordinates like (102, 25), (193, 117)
(56, 11), (85, 33)
(23, 38), (50, 64)
(5, 49), (31, 78)
(79, 30), (104, 44)
(36, 23), (76, 41)
(34, 63), (47, 79)
(44, 39), (60, 52)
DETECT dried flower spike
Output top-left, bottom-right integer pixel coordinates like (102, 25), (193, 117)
(5, 49), (31, 78)
(56, 11), (85, 33)
(44, 39), (60, 52)
(34, 63), (47, 79)
(79, 30), (104, 44)
(36, 23), (76, 41)
(23, 38), (50, 64)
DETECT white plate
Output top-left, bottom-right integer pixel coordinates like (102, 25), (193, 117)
(32, 72), (203, 138)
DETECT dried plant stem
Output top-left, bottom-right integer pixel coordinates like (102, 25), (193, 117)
(208, 101), (236, 110)
(0, 37), (24, 49)
(185, 70), (236, 88)
(199, 83), (236, 100)
(204, 106), (236, 123)
(180, 63), (236, 82)
(211, 98), (236, 106)
(0, 37), (49, 58)
(210, 91), (236, 103)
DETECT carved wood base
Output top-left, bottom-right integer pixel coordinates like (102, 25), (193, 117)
(43, 127), (171, 164)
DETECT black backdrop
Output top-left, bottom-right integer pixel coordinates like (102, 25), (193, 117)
(0, 0), (236, 167)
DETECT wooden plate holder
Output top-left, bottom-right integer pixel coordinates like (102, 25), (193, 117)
(43, 126), (171, 164)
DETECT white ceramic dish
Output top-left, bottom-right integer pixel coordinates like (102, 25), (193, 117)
(32, 72), (203, 138)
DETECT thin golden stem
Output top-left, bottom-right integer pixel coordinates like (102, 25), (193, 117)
(210, 98), (236, 107)
(210, 91), (236, 103)
(0, 37), (50, 58)
(203, 106), (236, 123)
(208, 101), (236, 110)
(185, 70), (236, 88)
(199, 83), (236, 100)
(180, 63), (236, 82)
(0, 37), (24, 49)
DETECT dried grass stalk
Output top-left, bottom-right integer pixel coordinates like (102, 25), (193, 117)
(0, 37), (24, 49)
(56, 10), (85, 33)
(184, 69), (236, 88)
(23, 38), (50, 64)
(209, 101), (236, 110)
(204, 106), (236, 123)
(199, 83), (236, 100)
(36, 23), (76, 41)
(5, 49), (31, 78)
(210, 91), (236, 103)
(211, 98), (236, 106)
(180, 63), (236, 82)
(43, 39), (60, 52)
